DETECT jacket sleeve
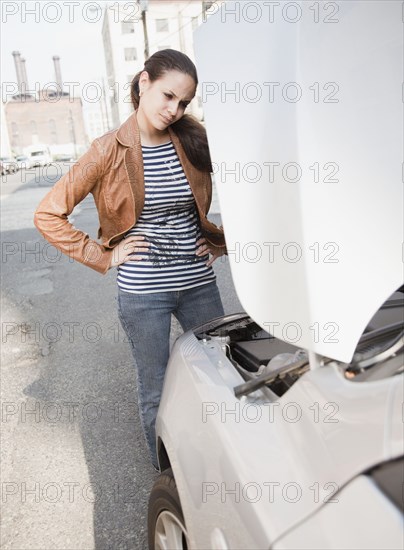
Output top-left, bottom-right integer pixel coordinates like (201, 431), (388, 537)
(34, 139), (113, 274)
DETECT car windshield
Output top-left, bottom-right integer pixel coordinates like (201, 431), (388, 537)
(16, 156), (27, 161)
(31, 152), (46, 157)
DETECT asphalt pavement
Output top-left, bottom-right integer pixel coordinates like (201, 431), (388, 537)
(0, 165), (242, 550)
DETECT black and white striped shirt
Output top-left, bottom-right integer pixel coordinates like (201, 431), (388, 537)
(117, 141), (215, 294)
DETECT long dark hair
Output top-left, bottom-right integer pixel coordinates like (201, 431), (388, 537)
(131, 49), (212, 173)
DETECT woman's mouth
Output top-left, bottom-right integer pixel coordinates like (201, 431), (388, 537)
(161, 115), (173, 124)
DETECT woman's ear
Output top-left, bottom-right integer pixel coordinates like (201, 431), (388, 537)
(138, 71), (150, 94)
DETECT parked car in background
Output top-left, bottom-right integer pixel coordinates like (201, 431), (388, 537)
(15, 155), (34, 170)
(25, 145), (52, 167)
(53, 153), (77, 163)
(0, 157), (18, 175)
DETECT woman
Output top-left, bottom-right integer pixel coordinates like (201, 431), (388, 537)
(34, 49), (226, 468)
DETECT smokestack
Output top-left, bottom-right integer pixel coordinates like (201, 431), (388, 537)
(52, 55), (63, 92)
(12, 50), (23, 93)
(20, 57), (29, 92)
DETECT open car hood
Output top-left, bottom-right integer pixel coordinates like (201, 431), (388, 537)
(194, 1), (403, 363)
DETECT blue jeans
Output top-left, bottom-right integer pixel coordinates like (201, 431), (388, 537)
(117, 281), (224, 468)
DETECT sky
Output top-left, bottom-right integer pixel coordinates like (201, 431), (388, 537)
(1, 1), (109, 102)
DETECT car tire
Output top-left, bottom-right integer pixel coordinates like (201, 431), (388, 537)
(148, 467), (189, 550)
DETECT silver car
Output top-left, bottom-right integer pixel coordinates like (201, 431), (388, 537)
(149, 296), (403, 550)
(147, 2), (403, 549)
(15, 155), (34, 170)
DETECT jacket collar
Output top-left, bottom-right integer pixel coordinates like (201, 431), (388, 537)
(116, 111), (189, 158)
(115, 111), (185, 154)
(116, 112), (140, 147)
(115, 111), (205, 216)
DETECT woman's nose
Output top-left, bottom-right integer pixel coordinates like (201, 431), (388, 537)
(168, 102), (178, 117)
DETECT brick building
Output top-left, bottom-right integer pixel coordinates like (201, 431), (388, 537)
(5, 92), (88, 158)
(4, 52), (88, 158)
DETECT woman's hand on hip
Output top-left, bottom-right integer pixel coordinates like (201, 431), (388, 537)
(109, 235), (149, 268)
(196, 238), (226, 267)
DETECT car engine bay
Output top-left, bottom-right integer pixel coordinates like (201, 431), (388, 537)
(194, 289), (404, 398)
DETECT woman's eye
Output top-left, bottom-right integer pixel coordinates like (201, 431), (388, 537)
(164, 93), (172, 99)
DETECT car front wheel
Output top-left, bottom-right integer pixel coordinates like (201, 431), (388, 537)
(148, 468), (189, 550)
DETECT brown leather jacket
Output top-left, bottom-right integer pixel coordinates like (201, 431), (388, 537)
(34, 112), (225, 274)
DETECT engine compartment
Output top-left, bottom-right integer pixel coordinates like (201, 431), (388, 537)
(194, 315), (309, 396)
(194, 289), (404, 397)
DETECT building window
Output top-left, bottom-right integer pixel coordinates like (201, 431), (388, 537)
(156, 18), (169, 32)
(192, 16), (199, 31)
(124, 47), (137, 61)
(122, 20), (135, 33)
(49, 119), (57, 144)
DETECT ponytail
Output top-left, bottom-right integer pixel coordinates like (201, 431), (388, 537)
(171, 115), (212, 173)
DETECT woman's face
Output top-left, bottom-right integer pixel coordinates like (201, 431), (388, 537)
(138, 70), (196, 131)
